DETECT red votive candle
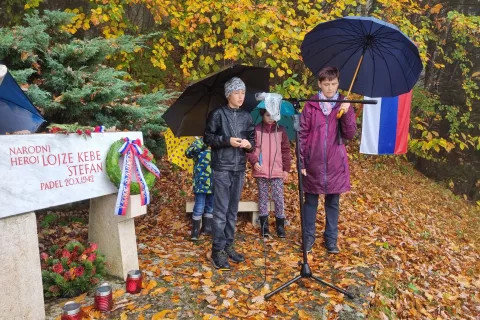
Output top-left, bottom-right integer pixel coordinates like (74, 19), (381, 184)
(94, 283), (113, 312)
(61, 301), (82, 320)
(126, 270), (142, 294)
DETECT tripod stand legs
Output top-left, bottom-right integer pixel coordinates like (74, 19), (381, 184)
(311, 275), (354, 298)
(264, 275), (301, 300)
(264, 262), (354, 300)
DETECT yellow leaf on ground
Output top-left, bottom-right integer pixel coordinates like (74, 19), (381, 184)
(113, 289), (125, 299)
(276, 304), (288, 313)
(73, 292), (87, 303)
(145, 280), (157, 290)
(298, 310), (311, 319)
(201, 278), (214, 287)
(238, 286), (249, 294)
(151, 287), (169, 296)
(253, 258), (265, 266)
(152, 310), (173, 319)
(142, 304), (152, 311)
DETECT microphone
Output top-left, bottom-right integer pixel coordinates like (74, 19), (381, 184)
(293, 114), (300, 132)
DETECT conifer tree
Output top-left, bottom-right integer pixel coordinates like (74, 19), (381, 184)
(0, 10), (173, 156)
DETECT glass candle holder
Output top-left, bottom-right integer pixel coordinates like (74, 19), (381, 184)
(61, 301), (82, 320)
(94, 283), (113, 312)
(126, 270), (142, 294)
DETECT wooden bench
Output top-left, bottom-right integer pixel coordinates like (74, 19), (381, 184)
(186, 201), (274, 227)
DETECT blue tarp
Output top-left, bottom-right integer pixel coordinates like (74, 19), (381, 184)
(0, 71), (45, 134)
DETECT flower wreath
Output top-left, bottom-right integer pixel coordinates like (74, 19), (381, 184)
(106, 139), (157, 195)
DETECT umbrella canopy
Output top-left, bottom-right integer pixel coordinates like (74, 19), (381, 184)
(301, 16), (423, 98)
(251, 100), (296, 140)
(0, 67), (45, 134)
(164, 128), (195, 173)
(162, 64), (270, 137)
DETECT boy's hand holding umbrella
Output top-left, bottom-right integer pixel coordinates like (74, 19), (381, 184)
(336, 102), (351, 119)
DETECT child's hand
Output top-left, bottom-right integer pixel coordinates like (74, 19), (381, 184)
(301, 169), (307, 176)
(283, 171), (289, 180)
(230, 137), (242, 147)
(239, 139), (251, 149)
(337, 102), (351, 118)
(254, 162), (262, 171)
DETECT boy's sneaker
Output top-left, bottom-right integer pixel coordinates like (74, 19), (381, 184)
(302, 239), (314, 254)
(210, 250), (231, 270)
(324, 242), (340, 254)
(225, 245), (245, 263)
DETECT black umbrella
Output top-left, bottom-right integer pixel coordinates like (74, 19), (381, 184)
(162, 64), (270, 137)
(301, 16), (423, 99)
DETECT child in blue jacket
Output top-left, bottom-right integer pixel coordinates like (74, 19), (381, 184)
(185, 137), (213, 240)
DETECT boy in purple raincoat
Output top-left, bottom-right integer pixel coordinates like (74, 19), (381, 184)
(299, 66), (357, 254)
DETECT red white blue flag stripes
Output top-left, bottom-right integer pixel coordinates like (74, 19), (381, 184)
(360, 91), (412, 155)
(115, 138), (160, 216)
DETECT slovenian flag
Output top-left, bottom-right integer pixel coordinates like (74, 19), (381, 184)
(360, 91), (412, 155)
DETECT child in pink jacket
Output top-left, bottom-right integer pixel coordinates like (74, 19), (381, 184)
(248, 110), (291, 238)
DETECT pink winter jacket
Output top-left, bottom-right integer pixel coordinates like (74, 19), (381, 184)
(247, 123), (291, 178)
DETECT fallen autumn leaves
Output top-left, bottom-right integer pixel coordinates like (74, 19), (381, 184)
(41, 143), (479, 319)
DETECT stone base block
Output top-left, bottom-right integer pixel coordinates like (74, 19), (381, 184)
(0, 212), (45, 319)
(89, 194), (146, 280)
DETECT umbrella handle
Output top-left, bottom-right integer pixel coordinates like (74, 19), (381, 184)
(337, 54), (364, 119)
(336, 109), (345, 119)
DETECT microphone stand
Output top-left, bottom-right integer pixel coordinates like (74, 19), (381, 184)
(264, 98), (377, 300)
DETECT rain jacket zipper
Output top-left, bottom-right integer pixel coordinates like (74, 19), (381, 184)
(324, 116), (328, 193)
(233, 109), (238, 168)
(268, 126), (272, 179)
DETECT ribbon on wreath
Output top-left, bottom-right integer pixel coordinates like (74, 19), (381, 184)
(114, 137), (160, 216)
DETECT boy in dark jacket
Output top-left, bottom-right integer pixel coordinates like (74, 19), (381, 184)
(204, 77), (255, 270)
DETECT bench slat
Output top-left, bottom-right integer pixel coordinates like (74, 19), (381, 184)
(186, 201), (274, 227)
(186, 201), (274, 212)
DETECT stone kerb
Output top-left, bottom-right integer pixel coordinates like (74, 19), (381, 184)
(0, 132), (148, 319)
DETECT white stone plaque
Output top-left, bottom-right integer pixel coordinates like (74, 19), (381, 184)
(0, 132), (143, 218)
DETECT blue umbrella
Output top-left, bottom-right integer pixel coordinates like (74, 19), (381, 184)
(250, 100), (296, 140)
(0, 70), (45, 134)
(301, 16), (423, 99)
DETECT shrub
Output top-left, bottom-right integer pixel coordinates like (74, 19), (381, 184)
(40, 241), (106, 298)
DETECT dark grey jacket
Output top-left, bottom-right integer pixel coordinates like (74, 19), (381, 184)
(204, 105), (255, 172)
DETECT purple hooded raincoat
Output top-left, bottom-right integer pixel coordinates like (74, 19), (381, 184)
(299, 94), (357, 195)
